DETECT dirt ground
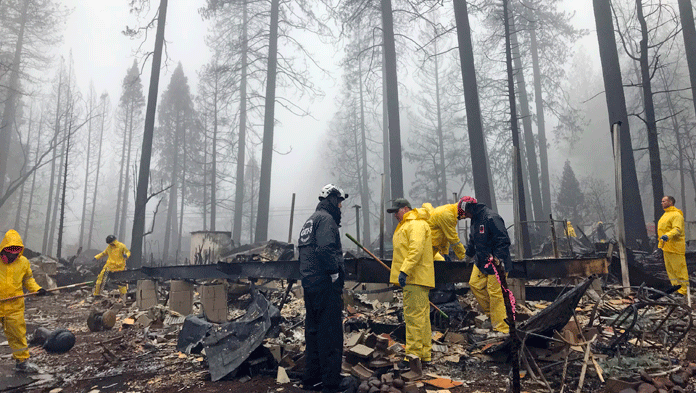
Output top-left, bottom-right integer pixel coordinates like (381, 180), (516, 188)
(0, 286), (687, 393)
(0, 289), (519, 393)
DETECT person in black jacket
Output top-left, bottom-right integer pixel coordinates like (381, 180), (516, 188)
(459, 196), (512, 334)
(298, 184), (348, 393)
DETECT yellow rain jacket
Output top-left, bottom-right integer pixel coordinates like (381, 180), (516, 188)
(422, 203), (466, 260)
(0, 229), (41, 361)
(658, 206), (685, 255)
(95, 240), (131, 271)
(390, 208), (435, 288)
(565, 222), (577, 237)
(0, 230), (41, 316)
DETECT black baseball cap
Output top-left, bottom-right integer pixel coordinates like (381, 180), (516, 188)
(387, 198), (412, 213)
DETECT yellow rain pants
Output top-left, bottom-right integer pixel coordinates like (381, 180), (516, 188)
(93, 240), (130, 296)
(94, 266), (127, 296)
(664, 251), (689, 296)
(1, 311), (29, 360)
(469, 264), (509, 333)
(403, 284), (432, 361)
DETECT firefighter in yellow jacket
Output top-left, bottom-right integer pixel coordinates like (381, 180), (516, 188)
(422, 203), (467, 261)
(658, 196), (689, 296)
(93, 235), (130, 297)
(0, 229), (46, 373)
(388, 198), (434, 363)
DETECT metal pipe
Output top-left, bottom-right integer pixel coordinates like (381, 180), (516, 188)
(288, 193), (295, 244)
(380, 174), (385, 259)
(550, 214), (559, 258)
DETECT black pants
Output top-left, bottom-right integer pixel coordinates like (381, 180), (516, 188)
(303, 279), (343, 390)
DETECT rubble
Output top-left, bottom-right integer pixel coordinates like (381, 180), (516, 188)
(5, 247), (696, 393)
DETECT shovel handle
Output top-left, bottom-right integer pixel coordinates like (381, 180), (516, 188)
(0, 281), (95, 302)
(345, 233), (449, 319)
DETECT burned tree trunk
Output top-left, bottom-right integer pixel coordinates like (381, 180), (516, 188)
(14, 110), (32, 229)
(0, 0), (29, 194)
(114, 103), (129, 236)
(453, 0), (494, 208)
(24, 114), (41, 241)
(530, 27), (552, 218)
(636, 0), (664, 235)
(677, 0), (696, 121)
(42, 68), (62, 254)
(162, 114), (180, 264)
(119, 103), (136, 240)
(56, 118), (72, 259)
(79, 97), (93, 248)
(593, 0), (649, 250)
(89, 94), (108, 249)
(131, 0), (168, 268)
(49, 99), (71, 255)
(504, 0), (531, 259)
(381, 51), (393, 234)
(211, 79), (218, 231)
(177, 127), (187, 259)
(433, 33), (447, 205)
(510, 19), (543, 222)
(255, 0), (280, 242)
(358, 59), (372, 245)
(381, 0), (404, 201)
(233, 0), (248, 244)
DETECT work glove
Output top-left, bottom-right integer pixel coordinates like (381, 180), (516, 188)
(330, 273), (339, 283)
(398, 271), (408, 288)
(36, 288), (47, 296)
(661, 235), (669, 242)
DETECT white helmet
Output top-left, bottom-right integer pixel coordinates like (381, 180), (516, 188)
(319, 184), (348, 201)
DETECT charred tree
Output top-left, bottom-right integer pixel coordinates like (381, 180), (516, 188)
(381, 0), (404, 201)
(114, 106), (127, 235)
(358, 59), (372, 244)
(453, 0), (495, 208)
(529, 26), (551, 218)
(24, 112), (41, 241)
(381, 50), (393, 233)
(593, 0), (649, 250)
(433, 30), (447, 205)
(177, 126), (187, 259)
(89, 93), (109, 248)
(255, 0), (280, 242)
(677, 0), (696, 120)
(0, 0), (29, 194)
(56, 113), (72, 259)
(79, 88), (95, 249)
(130, 0), (168, 268)
(162, 114), (180, 264)
(510, 17), (543, 222)
(635, 0), (663, 234)
(42, 67), (62, 254)
(14, 108), (32, 229)
(232, 0), (248, 244)
(49, 65), (73, 255)
(504, 0), (531, 259)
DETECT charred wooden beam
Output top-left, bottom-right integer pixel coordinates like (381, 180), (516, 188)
(109, 256), (608, 283)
